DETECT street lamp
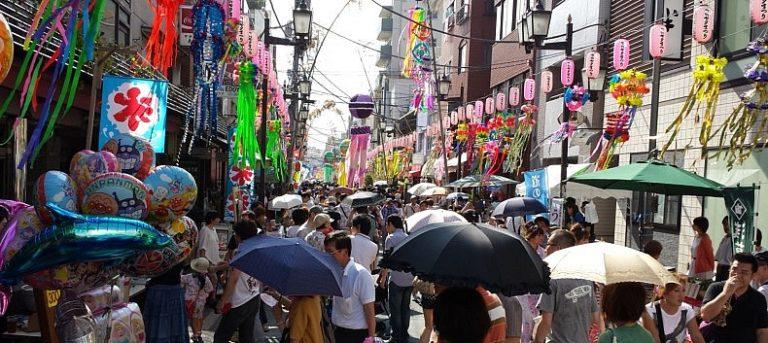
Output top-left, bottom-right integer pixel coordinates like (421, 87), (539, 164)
(298, 75), (311, 96)
(527, 5), (552, 41)
(438, 74), (451, 98)
(293, 0), (312, 39)
(581, 66), (607, 101)
(299, 104), (309, 120)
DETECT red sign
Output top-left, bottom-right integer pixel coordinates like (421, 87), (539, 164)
(179, 5), (193, 46)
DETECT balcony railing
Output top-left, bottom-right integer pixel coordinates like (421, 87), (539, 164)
(377, 17), (393, 42)
(456, 4), (469, 24)
(446, 14), (455, 31)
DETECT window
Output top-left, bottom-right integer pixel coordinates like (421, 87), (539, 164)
(629, 151), (684, 232)
(718, 0), (765, 56)
(495, 0), (516, 40)
(115, 0), (130, 46)
(458, 41), (467, 73)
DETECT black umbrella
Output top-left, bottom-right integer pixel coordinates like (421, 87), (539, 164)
(379, 222), (550, 296)
(342, 191), (385, 207)
(491, 197), (548, 218)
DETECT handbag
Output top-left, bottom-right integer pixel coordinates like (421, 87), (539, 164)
(699, 300), (731, 342)
(412, 277), (435, 295)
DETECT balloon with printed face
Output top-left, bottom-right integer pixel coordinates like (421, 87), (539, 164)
(70, 150), (119, 196)
(144, 166), (198, 224)
(35, 171), (78, 224)
(101, 134), (155, 180)
(81, 173), (149, 220)
(1, 206), (44, 268)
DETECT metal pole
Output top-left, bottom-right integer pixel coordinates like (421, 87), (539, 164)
(286, 43), (301, 191)
(559, 16), (573, 198)
(260, 17), (270, 204)
(425, 0), (449, 185)
(648, 0), (664, 155)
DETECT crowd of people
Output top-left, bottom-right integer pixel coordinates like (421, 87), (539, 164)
(133, 183), (768, 343)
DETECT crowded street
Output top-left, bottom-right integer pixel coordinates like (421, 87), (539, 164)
(2, 0), (768, 342)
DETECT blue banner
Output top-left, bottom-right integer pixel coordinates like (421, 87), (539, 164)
(524, 168), (549, 207)
(98, 75), (168, 152)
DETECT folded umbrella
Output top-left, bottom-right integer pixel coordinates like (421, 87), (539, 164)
(406, 209), (467, 233)
(380, 222), (550, 296)
(544, 242), (678, 286)
(230, 236), (344, 296)
(491, 197), (548, 218)
(342, 191), (385, 208)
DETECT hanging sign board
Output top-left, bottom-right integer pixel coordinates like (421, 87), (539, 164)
(179, 5), (194, 46)
(645, 0), (684, 61)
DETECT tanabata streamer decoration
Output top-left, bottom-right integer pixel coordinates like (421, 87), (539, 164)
(145, 0), (185, 75)
(346, 126), (371, 188)
(402, 7), (431, 79)
(0, 0), (107, 168)
(235, 62), (260, 169)
(504, 104), (537, 173)
(0, 13), (12, 83)
(595, 70), (649, 169)
(714, 39), (768, 167)
(552, 85), (589, 143)
(189, 0), (225, 139)
(662, 56), (727, 157)
(266, 120), (286, 182)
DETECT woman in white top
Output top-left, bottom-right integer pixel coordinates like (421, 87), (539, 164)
(642, 274), (704, 343)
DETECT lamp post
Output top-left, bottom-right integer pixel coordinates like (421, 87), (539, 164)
(260, 2), (312, 203)
(436, 74), (451, 185)
(581, 66), (607, 101)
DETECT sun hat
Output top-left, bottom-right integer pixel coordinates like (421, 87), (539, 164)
(190, 257), (211, 273)
(313, 213), (334, 228)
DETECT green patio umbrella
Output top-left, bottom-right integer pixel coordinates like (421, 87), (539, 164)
(566, 159), (725, 197)
(447, 174), (518, 188)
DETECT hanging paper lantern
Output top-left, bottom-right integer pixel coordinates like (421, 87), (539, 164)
(458, 107), (466, 121)
(613, 38), (631, 70)
(752, 0), (768, 24)
(474, 100), (484, 119)
(442, 115), (450, 129)
(585, 50), (601, 79)
(466, 104), (474, 120)
(509, 87), (520, 106)
(541, 70), (553, 93)
(649, 23), (668, 59)
(237, 15), (249, 47)
(349, 94), (374, 119)
(561, 58), (575, 86)
(495, 92), (506, 111)
(693, 5), (714, 44)
(485, 97), (495, 115)
(451, 111), (458, 125)
(228, 0), (241, 20)
(524, 78), (536, 101)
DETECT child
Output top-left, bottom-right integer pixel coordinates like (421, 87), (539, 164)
(182, 257), (214, 343)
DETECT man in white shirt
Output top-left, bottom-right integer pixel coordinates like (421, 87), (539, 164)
(350, 215), (378, 272)
(297, 206), (323, 241)
(285, 208), (309, 238)
(324, 231), (376, 343)
(198, 211), (223, 295)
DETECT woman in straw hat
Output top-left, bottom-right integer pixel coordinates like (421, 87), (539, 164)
(182, 257), (214, 343)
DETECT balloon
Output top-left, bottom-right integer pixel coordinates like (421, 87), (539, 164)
(0, 206), (44, 268)
(144, 166), (198, 223)
(0, 12), (13, 84)
(648, 23), (668, 59)
(585, 51), (601, 79)
(561, 58), (575, 86)
(24, 262), (117, 292)
(121, 242), (180, 278)
(101, 134), (155, 180)
(613, 38), (631, 70)
(693, 5), (714, 44)
(81, 173), (149, 220)
(541, 70), (554, 93)
(35, 171), (78, 224)
(69, 150), (119, 196)
(753, 0), (768, 24)
(54, 292), (97, 342)
(0, 204), (173, 281)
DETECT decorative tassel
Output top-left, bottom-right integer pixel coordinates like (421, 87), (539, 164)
(234, 62), (259, 169)
(145, 0), (185, 76)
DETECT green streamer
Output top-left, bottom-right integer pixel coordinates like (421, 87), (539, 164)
(235, 62), (260, 169)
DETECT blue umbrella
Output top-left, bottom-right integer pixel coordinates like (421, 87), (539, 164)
(491, 197), (548, 218)
(230, 236), (344, 296)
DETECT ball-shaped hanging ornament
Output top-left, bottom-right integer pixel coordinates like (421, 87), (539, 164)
(613, 38), (630, 70)
(693, 4), (714, 44)
(349, 94), (375, 119)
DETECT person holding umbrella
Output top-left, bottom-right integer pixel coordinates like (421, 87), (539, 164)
(324, 231), (377, 343)
(379, 215), (414, 343)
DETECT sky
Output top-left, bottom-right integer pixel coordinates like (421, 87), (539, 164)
(269, 0), (383, 149)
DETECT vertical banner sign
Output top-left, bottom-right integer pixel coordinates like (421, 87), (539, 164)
(550, 198), (564, 229)
(724, 187), (756, 253)
(224, 128), (254, 222)
(179, 5), (194, 46)
(98, 75), (168, 152)
(648, 0), (684, 60)
(524, 168), (549, 207)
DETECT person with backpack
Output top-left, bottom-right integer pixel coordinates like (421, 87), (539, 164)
(642, 274), (704, 343)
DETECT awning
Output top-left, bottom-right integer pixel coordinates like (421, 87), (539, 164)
(708, 169), (760, 188)
(516, 163), (632, 199)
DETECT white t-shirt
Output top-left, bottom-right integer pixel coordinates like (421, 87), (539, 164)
(332, 258), (376, 330)
(285, 225), (302, 238)
(198, 225), (221, 265)
(351, 234), (378, 272)
(231, 269), (261, 308)
(645, 302), (696, 343)
(758, 283), (768, 310)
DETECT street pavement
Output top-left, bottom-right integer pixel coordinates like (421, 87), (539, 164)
(194, 297), (426, 342)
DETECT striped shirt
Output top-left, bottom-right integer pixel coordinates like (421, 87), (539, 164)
(477, 287), (507, 343)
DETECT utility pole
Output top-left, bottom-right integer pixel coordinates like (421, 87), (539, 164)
(425, 0), (450, 186)
(259, 16), (270, 204)
(559, 17), (573, 198)
(285, 43), (301, 192)
(648, 0), (664, 156)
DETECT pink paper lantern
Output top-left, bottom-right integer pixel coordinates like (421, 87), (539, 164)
(541, 70), (553, 93)
(693, 5), (714, 43)
(523, 78), (536, 101)
(561, 58), (575, 86)
(474, 100), (484, 118)
(264, 49), (272, 72)
(485, 97), (495, 115)
(495, 92), (506, 111)
(237, 15), (249, 47)
(585, 51), (601, 79)
(251, 37), (261, 62)
(442, 115), (450, 129)
(228, 0), (240, 21)
(458, 107), (466, 121)
(232, 68), (239, 82)
(648, 23), (667, 59)
(451, 111), (458, 125)
(613, 38), (630, 70)
(753, 0), (768, 24)
(509, 87), (520, 106)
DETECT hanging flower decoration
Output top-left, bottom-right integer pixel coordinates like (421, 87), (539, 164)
(714, 39), (768, 167)
(595, 70), (649, 170)
(662, 55), (727, 157)
(504, 103), (537, 173)
(564, 85), (590, 112)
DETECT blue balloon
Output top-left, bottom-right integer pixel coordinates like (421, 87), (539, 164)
(0, 203), (173, 282)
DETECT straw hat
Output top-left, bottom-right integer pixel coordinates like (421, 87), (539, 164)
(313, 213), (334, 228)
(190, 257), (210, 273)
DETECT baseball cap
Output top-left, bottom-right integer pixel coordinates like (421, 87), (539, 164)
(309, 205), (324, 214)
(313, 213), (333, 227)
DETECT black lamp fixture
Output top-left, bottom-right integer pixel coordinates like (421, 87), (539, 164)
(580, 66), (607, 101)
(293, 0), (312, 39)
(438, 74), (451, 98)
(526, 4), (552, 42)
(299, 103), (309, 120)
(298, 74), (311, 96)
